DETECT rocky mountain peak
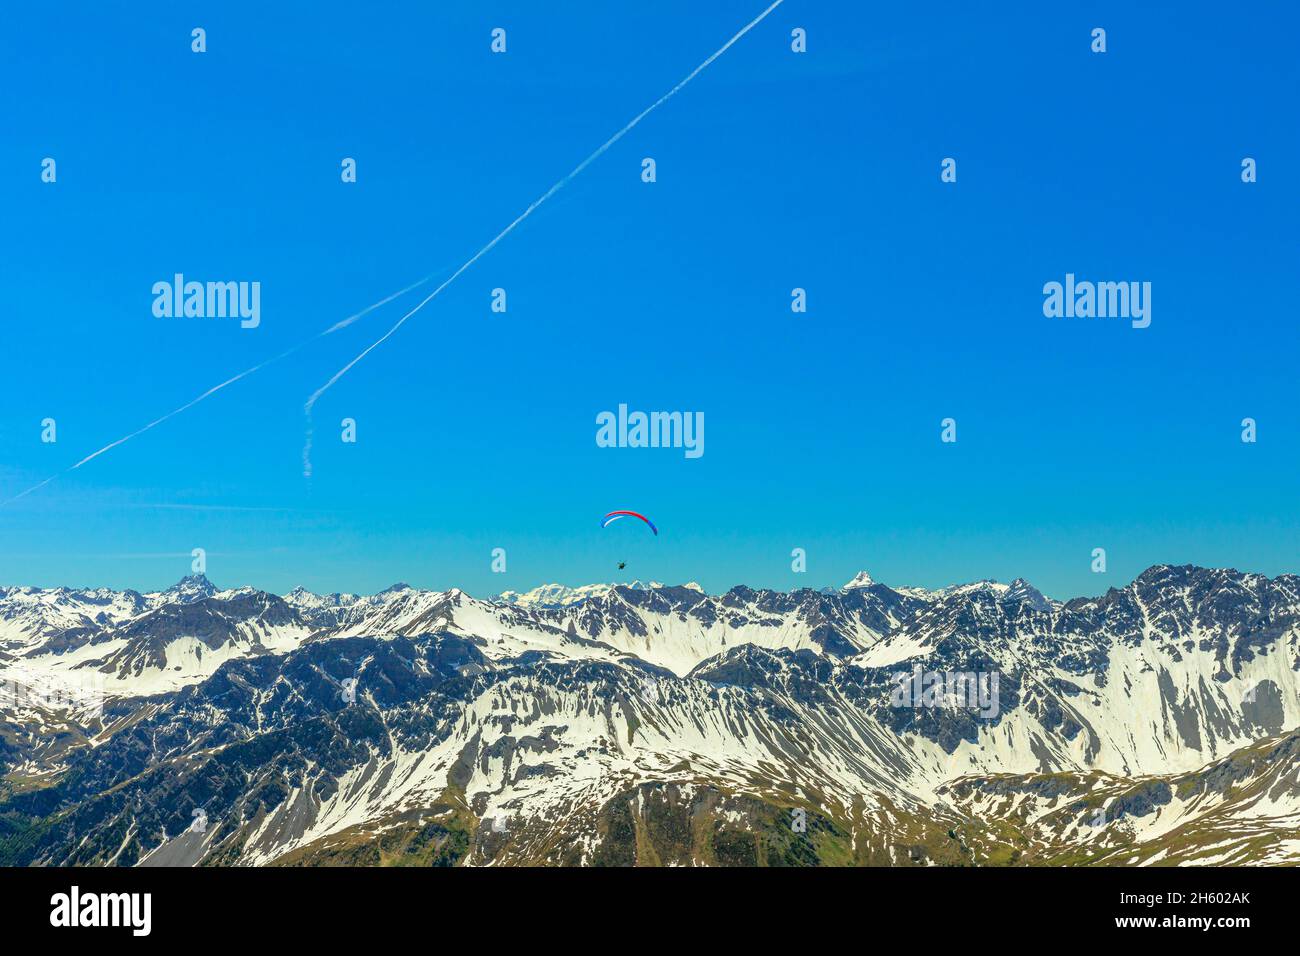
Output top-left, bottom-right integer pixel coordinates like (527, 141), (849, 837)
(842, 571), (876, 590)
(162, 573), (217, 603)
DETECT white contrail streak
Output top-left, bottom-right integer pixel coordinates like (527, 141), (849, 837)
(1, 273), (443, 507)
(5, 1), (784, 504)
(301, 0), (786, 476)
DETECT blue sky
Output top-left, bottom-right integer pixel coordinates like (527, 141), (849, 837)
(1, 1), (1296, 599)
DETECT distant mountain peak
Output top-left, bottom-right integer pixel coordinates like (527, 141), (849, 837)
(1001, 577), (1052, 611)
(162, 573), (217, 603)
(169, 572), (212, 587)
(842, 571), (876, 590)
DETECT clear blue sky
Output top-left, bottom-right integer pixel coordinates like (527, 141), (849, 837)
(1, 1), (1296, 599)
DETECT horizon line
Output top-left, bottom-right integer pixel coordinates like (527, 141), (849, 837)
(3, 561), (1296, 605)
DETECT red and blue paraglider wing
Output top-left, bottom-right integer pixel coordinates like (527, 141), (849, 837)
(600, 511), (658, 535)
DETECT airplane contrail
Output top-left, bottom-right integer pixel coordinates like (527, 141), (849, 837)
(4, 0), (785, 505)
(1, 273), (442, 507)
(301, 0), (786, 477)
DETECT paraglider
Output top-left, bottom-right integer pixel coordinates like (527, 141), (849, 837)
(601, 511), (658, 535)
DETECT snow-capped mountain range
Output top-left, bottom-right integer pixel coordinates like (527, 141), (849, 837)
(1, 565), (1298, 866)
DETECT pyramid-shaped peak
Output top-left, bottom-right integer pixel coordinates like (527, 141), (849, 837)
(842, 571), (876, 590)
(163, 573), (217, 603)
(1001, 578), (1052, 611)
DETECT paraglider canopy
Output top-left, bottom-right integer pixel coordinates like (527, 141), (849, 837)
(601, 511), (658, 535)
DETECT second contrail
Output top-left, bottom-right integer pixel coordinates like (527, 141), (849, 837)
(0, 273), (440, 507)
